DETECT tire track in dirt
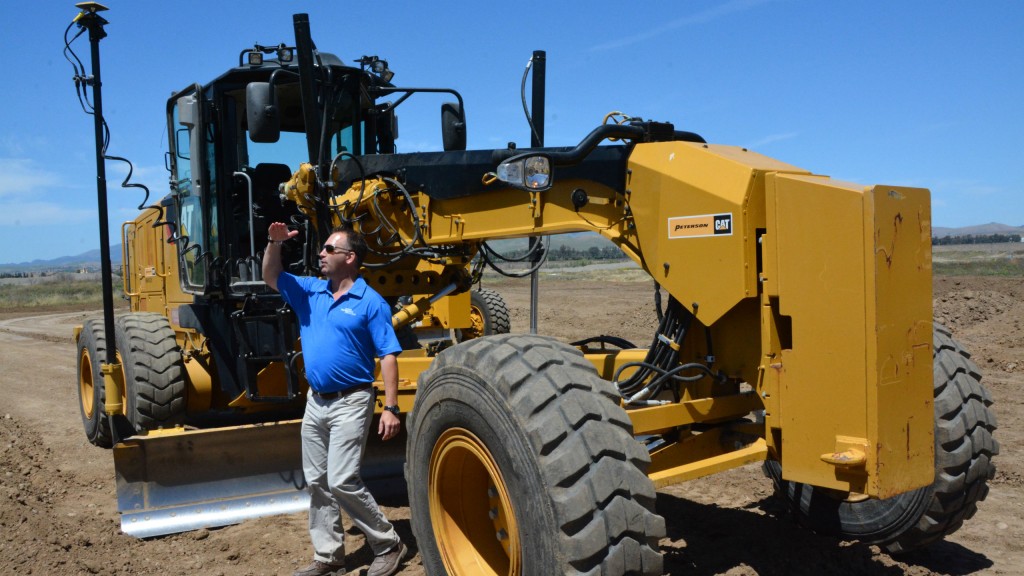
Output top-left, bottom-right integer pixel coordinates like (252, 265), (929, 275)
(0, 310), (98, 344)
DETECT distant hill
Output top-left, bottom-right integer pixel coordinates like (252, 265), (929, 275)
(933, 222), (1024, 238)
(0, 244), (123, 272)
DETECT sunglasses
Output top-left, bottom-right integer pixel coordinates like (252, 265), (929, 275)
(321, 244), (353, 255)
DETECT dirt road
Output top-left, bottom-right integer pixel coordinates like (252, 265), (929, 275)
(1, 276), (1020, 575)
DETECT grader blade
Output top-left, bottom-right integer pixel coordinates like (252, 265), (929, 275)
(113, 420), (406, 538)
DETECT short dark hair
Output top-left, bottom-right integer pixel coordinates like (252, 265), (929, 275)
(330, 225), (367, 266)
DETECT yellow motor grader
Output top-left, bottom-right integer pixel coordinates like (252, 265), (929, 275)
(70, 7), (997, 575)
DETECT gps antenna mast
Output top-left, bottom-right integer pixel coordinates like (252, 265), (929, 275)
(74, 1), (125, 442)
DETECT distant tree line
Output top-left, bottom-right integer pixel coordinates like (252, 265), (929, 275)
(0, 271), (57, 278)
(932, 234), (1022, 245)
(0, 267), (113, 279)
(499, 244), (627, 261)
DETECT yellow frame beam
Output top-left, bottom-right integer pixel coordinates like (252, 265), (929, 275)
(627, 392), (764, 436)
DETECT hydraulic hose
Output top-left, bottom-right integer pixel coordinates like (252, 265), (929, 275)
(512, 123), (707, 167)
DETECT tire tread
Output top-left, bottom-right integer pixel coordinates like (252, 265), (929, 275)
(415, 334), (664, 575)
(116, 313), (187, 431)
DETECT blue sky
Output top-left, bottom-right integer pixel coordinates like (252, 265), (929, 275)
(2, 1), (1021, 264)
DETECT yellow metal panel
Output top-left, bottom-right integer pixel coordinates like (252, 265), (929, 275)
(864, 185), (934, 497)
(705, 297), (763, 386)
(627, 142), (808, 324)
(424, 290), (471, 329)
(771, 174), (870, 492)
(420, 178), (624, 241)
(182, 352), (212, 412)
(768, 174), (933, 496)
(126, 207), (189, 317)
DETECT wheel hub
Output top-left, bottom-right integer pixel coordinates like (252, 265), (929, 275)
(428, 427), (520, 575)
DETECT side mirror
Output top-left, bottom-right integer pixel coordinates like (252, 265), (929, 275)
(174, 128), (190, 160)
(246, 82), (280, 143)
(177, 93), (200, 128)
(441, 102), (466, 151)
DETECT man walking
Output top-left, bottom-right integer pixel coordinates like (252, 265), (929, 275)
(264, 221), (407, 576)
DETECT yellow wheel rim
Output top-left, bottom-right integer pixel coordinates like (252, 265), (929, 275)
(429, 427), (520, 576)
(463, 304), (487, 340)
(79, 347), (96, 418)
(79, 345), (125, 419)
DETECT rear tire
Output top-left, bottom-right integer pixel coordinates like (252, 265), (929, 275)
(407, 334), (664, 575)
(114, 313), (187, 433)
(77, 319), (114, 448)
(764, 323), (999, 553)
(461, 287), (511, 341)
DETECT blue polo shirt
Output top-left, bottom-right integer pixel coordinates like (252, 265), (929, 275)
(277, 273), (401, 393)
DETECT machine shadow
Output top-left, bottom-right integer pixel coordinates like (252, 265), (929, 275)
(656, 492), (994, 576)
(894, 541), (994, 576)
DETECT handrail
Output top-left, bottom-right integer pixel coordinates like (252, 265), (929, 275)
(121, 221), (139, 297)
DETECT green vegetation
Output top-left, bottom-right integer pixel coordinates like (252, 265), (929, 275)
(933, 243), (1024, 277)
(933, 258), (1024, 277)
(0, 276), (125, 310)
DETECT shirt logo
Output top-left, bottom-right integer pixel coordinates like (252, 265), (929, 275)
(340, 307), (356, 316)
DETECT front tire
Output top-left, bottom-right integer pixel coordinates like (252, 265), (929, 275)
(77, 319), (116, 448)
(407, 334), (664, 575)
(114, 313), (187, 433)
(765, 323), (999, 553)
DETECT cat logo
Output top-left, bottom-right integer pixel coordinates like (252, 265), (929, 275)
(668, 213), (733, 239)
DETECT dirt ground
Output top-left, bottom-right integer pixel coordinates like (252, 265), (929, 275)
(1, 274), (1020, 575)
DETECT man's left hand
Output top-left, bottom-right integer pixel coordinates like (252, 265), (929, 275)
(379, 410), (400, 440)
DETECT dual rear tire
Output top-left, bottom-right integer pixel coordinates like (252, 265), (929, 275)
(764, 324), (999, 553)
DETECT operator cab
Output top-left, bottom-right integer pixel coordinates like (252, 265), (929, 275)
(166, 41), (467, 298)
(166, 48), (385, 296)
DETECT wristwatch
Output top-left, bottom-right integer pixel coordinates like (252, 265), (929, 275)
(383, 404), (401, 416)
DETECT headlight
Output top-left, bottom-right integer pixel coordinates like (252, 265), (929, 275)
(495, 154), (552, 191)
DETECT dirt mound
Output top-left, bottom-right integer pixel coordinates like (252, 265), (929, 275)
(935, 277), (1024, 373)
(1, 413), (132, 574)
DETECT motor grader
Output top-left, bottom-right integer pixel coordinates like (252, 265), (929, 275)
(70, 7), (998, 576)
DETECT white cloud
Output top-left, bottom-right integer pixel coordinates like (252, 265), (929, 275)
(106, 160), (165, 185)
(105, 161), (169, 206)
(0, 158), (62, 197)
(590, 0), (772, 52)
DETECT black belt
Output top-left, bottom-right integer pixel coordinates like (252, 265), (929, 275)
(311, 382), (373, 400)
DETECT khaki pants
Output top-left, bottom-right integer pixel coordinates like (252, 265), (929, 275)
(302, 388), (399, 565)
